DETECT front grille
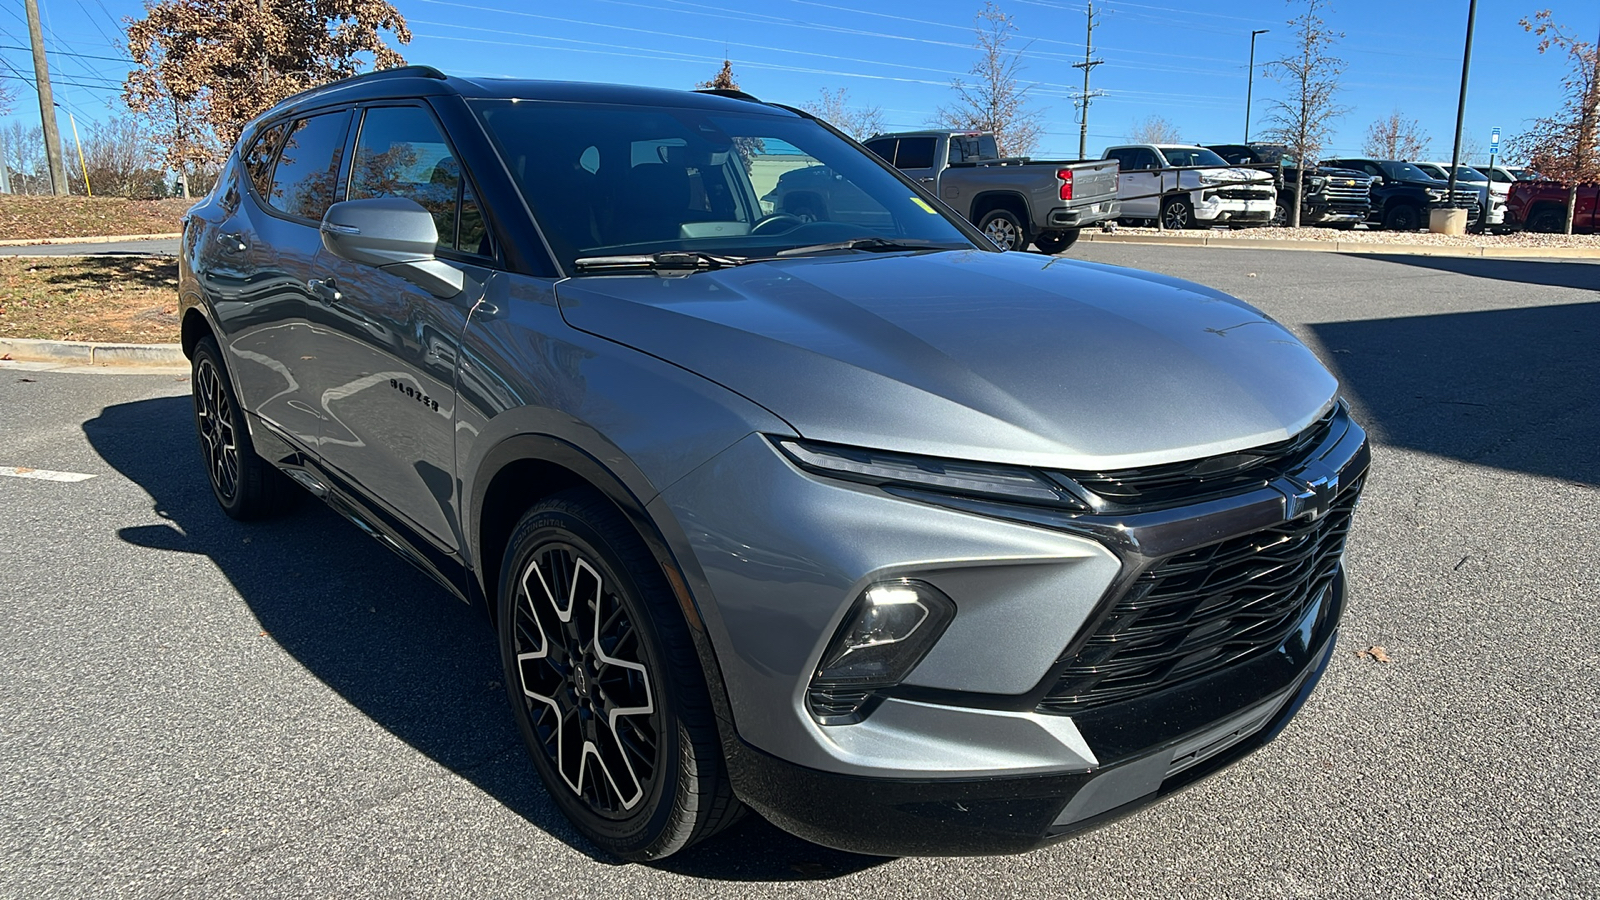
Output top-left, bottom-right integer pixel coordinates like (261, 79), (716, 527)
(1065, 405), (1341, 511)
(1037, 477), (1360, 716)
(1323, 180), (1371, 205)
(1218, 187), (1273, 201)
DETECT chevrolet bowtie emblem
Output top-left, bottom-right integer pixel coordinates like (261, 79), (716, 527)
(1280, 461), (1339, 521)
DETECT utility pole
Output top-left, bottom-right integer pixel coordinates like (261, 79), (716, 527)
(1245, 29), (1269, 142)
(1432, 0), (1476, 234)
(1072, 0), (1105, 160)
(24, 0), (69, 196)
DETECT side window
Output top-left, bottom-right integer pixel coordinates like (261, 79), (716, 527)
(894, 137), (936, 169)
(350, 105), (491, 257)
(1105, 149), (1131, 169)
(864, 139), (895, 164)
(1131, 149), (1160, 171)
(243, 122), (286, 200)
(266, 112), (350, 221)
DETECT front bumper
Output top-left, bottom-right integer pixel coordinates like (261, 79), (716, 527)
(657, 408), (1369, 853)
(728, 582), (1343, 856)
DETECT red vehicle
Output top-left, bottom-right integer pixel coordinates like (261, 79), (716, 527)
(1505, 180), (1599, 233)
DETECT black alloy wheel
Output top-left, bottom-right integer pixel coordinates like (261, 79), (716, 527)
(498, 490), (742, 860)
(1382, 203), (1421, 232)
(1160, 197), (1195, 230)
(1527, 207), (1564, 234)
(190, 336), (297, 520)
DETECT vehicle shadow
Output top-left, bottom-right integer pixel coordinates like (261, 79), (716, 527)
(1310, 297), (1600, 487)
(1347, 253), (1600, 291)
(83, 394), (885, 880)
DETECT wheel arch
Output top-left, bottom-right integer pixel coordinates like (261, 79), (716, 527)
(468, 433), (704, 637)
(180, 304), (215, 359)
(968, 191), (1030, 227)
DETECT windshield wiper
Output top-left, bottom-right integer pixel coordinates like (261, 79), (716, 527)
(572, 251), (748, 274)
(774, 237), (966, 258)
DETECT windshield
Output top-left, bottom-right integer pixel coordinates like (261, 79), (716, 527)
(1509, 167), (1540, 181)
(1441, 165), (1487, 182)
(470, 100), (975, 269)
(1159, 147), (1231, 168)
(1381, 161), (1436, 182)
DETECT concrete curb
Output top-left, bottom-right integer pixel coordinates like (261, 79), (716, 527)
(1077, 231), (1600, 259)
(0, 337), (185, 367)
(0, 233), (182, 247)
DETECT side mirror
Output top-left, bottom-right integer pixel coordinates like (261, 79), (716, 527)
(320, 197), (464, 299)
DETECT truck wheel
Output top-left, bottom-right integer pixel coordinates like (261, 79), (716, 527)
(1382, 204), (1420, 232)
(1272, 192), (1296, 227)
(977, 209), (1027, 251)
(1032, 229), (1079, 254)
(1527, 207), (1563, 233)
(1160, 198), (1194, 230)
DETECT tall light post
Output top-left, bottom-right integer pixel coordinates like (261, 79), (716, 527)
(1245, 28), (1270, 142)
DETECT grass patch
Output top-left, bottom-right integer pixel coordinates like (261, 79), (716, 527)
(0, 196), (191, 241)
(0, 256), (179, 343)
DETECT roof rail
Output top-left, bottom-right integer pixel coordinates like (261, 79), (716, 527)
(694, 88), (763, 103)
(275, 65), (448, 108)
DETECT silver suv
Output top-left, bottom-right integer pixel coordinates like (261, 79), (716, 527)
(179, 67), (1369, 860)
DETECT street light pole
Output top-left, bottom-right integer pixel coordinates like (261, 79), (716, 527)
(1245, 29), (1269, 143)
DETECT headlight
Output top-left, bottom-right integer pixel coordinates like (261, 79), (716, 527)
(775, 438), (1088, 510)
(1307, 176), (1326, 191)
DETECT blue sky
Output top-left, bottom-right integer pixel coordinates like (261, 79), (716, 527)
(3, 0), (1596, 163)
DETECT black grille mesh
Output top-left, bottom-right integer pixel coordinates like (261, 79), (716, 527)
(1065, 406), (1341, 511)
(1037, 477), (1361, 716)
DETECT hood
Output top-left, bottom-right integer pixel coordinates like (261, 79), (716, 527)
(555, 250), (1338, 470)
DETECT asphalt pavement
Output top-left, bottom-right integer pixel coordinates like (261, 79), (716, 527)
(0, 238), (180, 257)
(1, 246), (1596, 898)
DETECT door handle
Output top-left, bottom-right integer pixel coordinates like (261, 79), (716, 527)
(919, 177), (935, 184)
(307, 277), (342, 305)
(215, 231), (247, 253)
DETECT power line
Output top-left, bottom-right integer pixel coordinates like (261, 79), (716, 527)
(0, 42), (127, 62)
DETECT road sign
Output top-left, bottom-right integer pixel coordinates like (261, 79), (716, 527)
(1491, 127), (1501, 146)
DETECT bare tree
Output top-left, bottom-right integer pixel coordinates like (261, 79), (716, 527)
(801, 87), (886, 140)
(77, 119), (169, 198)
(2, 121), (46, 195)
(697, 60), (739, 91)
(1363, 110), (1431, 159)
(1507, 10), (1599, 234)
(935, 2), (1043, 158)
(1259, 0), (1349, 226)
(1129, 115), (1181, 144)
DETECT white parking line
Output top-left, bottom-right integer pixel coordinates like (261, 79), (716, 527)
(0, 466), (96, 482)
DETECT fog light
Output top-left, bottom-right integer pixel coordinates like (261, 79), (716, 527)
(808, 579), (955, 723)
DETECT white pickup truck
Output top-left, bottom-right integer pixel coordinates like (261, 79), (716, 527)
(1102, 144), (1276, 229)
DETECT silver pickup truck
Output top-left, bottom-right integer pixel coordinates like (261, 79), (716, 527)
(762, 129), (1117, 253)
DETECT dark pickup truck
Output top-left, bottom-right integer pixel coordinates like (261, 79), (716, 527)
(1320, 157), (1481, 231)
(1206, 143), (1373, 227)
(1504, 181), (1599, 233)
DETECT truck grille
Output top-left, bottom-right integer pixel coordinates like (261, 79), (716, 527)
(1066, 405), (1342, 511)
(1217, 187), (1273, 201)
(1037, 477), (1361, 716)
(1323, 178), (1371, 206)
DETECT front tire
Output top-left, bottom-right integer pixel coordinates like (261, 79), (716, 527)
(191, 336), (298, 520)
(498, 489), (741, 860)
(977, 208), (1028, 251)
(1160, 197), (1195, 230)
(1382, 203), (1421, 232)
(1527, 207), (1563, 233)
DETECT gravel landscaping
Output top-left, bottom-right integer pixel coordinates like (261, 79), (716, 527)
(1101, 224), (1600, 249)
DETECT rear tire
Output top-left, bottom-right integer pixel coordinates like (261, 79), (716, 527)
(977, 208), (1028, 251)
(1031, 229), (1079, 254)
(497, 489), (742, 860)
(191, 336), (298, 520)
